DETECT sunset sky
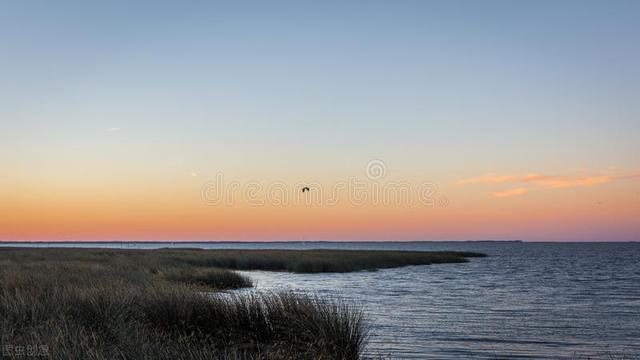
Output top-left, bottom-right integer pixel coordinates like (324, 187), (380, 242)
(1, 1), (639, 241)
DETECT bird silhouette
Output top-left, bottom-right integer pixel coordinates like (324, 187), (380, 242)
(301, 187), (310, 192)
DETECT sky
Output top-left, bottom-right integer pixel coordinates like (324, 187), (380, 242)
(1, 1), (639, 241)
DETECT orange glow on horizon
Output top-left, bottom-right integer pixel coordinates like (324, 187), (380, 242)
(2, 174), (639, 241)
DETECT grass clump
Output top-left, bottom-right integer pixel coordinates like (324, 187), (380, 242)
(163, 268), (252, 290)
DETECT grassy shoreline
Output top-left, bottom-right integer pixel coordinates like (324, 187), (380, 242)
(0, 248), (484, 359)
(1, 247), (485, 273)
(171, 249), (485, 273)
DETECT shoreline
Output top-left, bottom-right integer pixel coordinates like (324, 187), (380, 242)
(0, 247), (484, 359)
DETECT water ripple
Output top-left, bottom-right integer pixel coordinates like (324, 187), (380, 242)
(235, 242), (640, 359)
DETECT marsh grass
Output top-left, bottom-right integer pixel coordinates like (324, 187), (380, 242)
(0, 247), (482, 359)
(167, 248), (485, 273)
(163, 268), (252, 290)
(0, 248), (372, 359)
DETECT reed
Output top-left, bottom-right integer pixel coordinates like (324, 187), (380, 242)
(0, 247), (371, 359)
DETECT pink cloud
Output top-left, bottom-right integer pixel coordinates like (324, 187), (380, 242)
(492, 187), (529, 198)
(533, 176), (611, 188)
(455, 174), (532, 186)
(456, 173), (613, 189)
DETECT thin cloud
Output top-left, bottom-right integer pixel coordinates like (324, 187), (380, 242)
(492, 188), (528, 198)
(533, 176), (611, 188)
(455, 173), (541, 186)
(454, 171), (635, 198)
(616, 172), (640, 180)
(106, 127), (121, 133)
(191, 171), (198, 177)
(456, 173), (613, 189)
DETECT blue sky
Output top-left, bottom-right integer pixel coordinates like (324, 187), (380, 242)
(2, 1), (639, 240)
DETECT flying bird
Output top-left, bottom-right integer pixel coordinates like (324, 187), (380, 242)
(301, 186), (310, 192)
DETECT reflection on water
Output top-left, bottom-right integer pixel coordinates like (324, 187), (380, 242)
(5, 241), (640, 358)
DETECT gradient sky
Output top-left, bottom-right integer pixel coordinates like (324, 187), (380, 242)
(1, 1), (639, 241)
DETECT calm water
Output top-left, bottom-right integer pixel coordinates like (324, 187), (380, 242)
(4, 241), (640, 359)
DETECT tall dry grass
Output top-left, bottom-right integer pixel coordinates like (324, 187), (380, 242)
(0, 248), (370, 359)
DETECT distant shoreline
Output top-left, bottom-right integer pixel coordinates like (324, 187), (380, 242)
(2, 240), (639, 244)
(1, 239), (524, 243)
